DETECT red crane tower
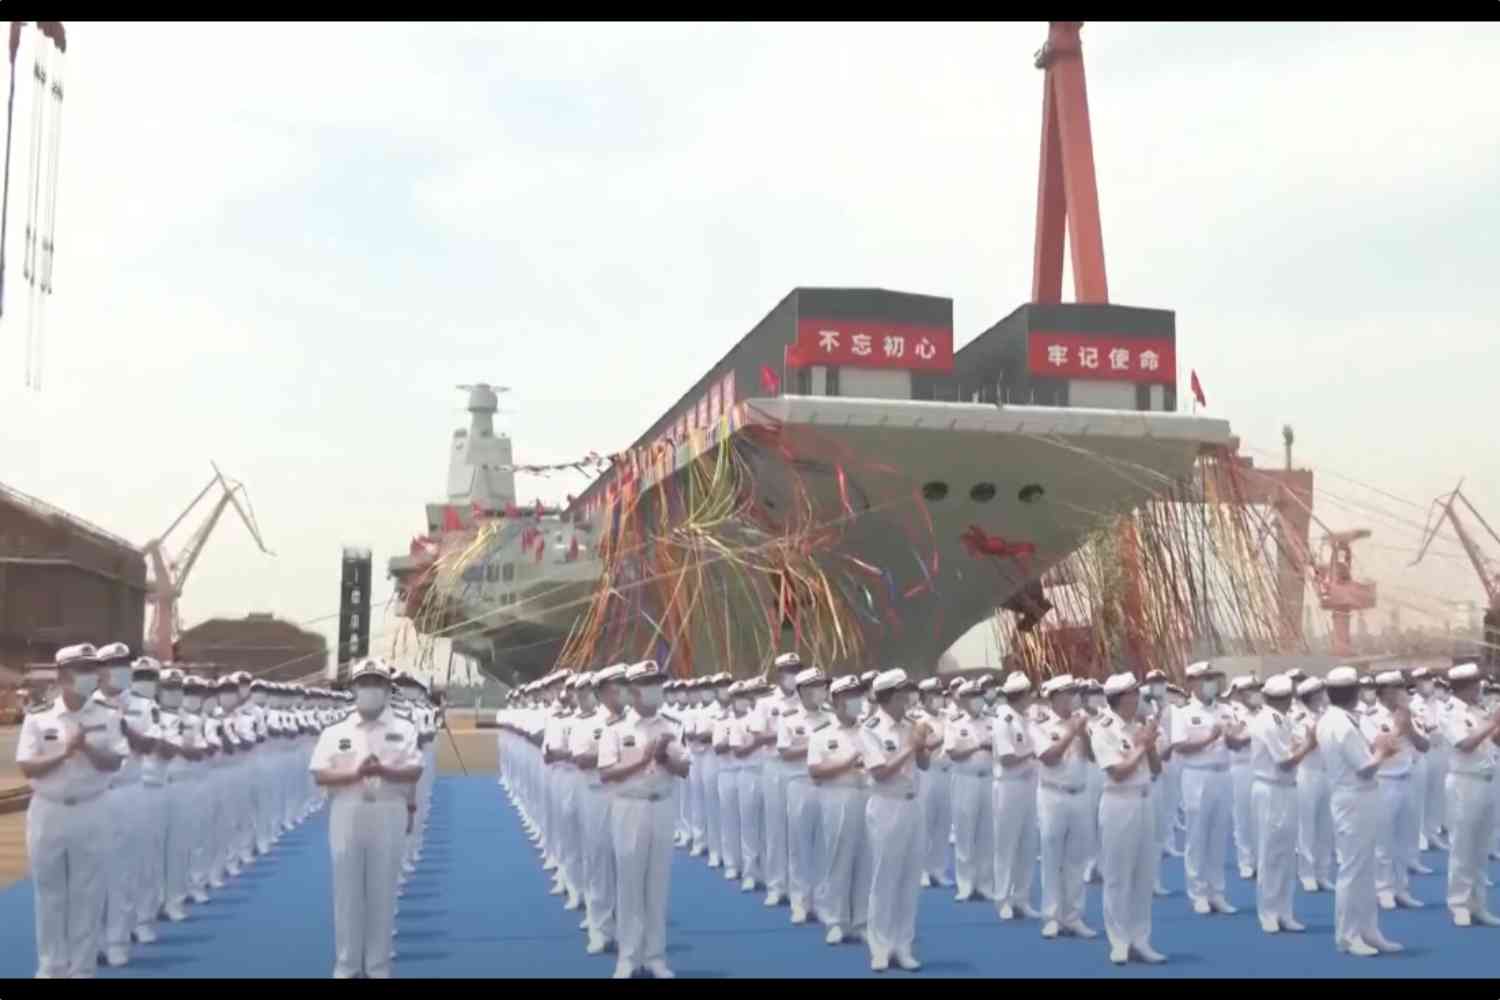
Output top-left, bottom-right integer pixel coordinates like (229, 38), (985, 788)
(1412, 481), (1500, 668)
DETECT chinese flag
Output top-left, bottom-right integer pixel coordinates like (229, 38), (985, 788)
(785, 344), (809, 369)
(760, 364), (781, 395)
(441, 506), (462, 532)
(1190, 369), (1207, 408)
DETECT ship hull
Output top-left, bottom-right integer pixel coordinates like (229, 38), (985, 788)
(397, 396), (1231, 683)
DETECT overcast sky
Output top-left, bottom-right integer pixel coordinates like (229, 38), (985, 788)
(1, 21), (1496, 681)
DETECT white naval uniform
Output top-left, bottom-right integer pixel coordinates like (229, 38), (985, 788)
(1091, 708), (1156, 955)
(95, 689), (158, 962)
(808, 715), (872, 935)
(545, 708), (583, 900)
(916, 705), (952, 884)
(1032, 706), (1092, 929)
(1229, 701), (1259, 873)
(686, 703), (713, 855)
(1315, 705), (1384, 951)
(1291, 702), (1334, 887)
(138, 705), (171, 936)
(1247, 704), (1300, 926)
(1144, 697), (1177, 860)
(990, 702), (1039, 914)
(1412, 692), (1449, 842)
(1441, 698), (1497, 918)
(156, 705), (196, 916)
(17, 697), (122, 978)
(597, 709), (690, 974)
(573, 707), (624, 944)
(715, 711), (746, 877)
(736, 705), (769, 887)
(759, 690), (801, 900)
(1172, 697), (1236, 906)
(943, 710), (995, 900)
(860, 710), (926, 963)
(1361, 705), (1419, 902)
(776, 702), (826, 915)
(310, 706), (422, 979)
(701, 703), (729, 866)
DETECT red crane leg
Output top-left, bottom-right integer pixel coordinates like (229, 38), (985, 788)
(1031, 79), (1067, 304)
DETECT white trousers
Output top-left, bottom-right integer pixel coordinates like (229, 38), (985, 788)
(137, 784), (169, 928)
(1253, 779), (1298, 923)
(101, 783), (145, 954)
(328, 796), (405, 978)
(717, 768), (742, 873)
(687, 752), (709, 852)
(1231, 761), (1256, 871)
(950, 772), (995, 898)
(1181, 767), (1232, 903)
(1374, 776), (1417, 897)
(1154, 758), (1180, 854)
(1424, 747), (1449, 837)
(921, 766), (952, 880)
(1330, 785), (1382, 950)
(27, 795), (108, 978)
(737, 765), (765, 884)
(164, 778), (197, 909)
(610, 795), (675, 970)
(786, 777), (820, 911)
(1037, 784), (1090, 925)
(1445, 773), (1497, 914)
(581, 783), (616, 940)
(701, 756), (723, 861)
(1296, 769), (1334, 884)
(815, 784), (871, 932)
(992, 776), (1038, 910)
(762, 763), (793, 896)
(557, 770), (583, 894)
(865, 793), (923, 960)
(1099, 786), (1155, 953)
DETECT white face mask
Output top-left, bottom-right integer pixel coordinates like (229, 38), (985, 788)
(252, 692), (268, 706)
(1416, 681), (1434, 698)
(1247, 692), (1264, 709)
(239, 685), (252, 702)
(638, 685), (665, 711)
(838, 698), (864, 721)
(778, 675), (796, 695)
(984, 689), (999, 705)
(1200, 681), (1219, 701)
(1086, 695), (1105, 712)
(1360, 689), (1377, 705)
(71, 672), (99, 698)
(964, 697), (984, 715)
(182, 695), (203, 713)
(107, 666), (131, 692)
(355, 688), (387, 716)
(733, 697), (751, 715)
(159, 688), (183, 709)
(132, 680), (158, 700)
(803, 688), (828, 711)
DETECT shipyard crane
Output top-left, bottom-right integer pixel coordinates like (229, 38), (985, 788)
(1412, 481), (1500, 667)
(143, 463), (272, 661)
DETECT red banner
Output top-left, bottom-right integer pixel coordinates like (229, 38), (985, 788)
(792, 318), (954, 372)
(1026, 332), (1176, 385)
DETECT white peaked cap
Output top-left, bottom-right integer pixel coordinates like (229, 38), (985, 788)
(1002, 671), (1033, 695)
(55, 643), (97, 667)
(1228, 675), (1260, 692)
(830, 675), (863, 697)
(1325, 666), (1359, 688)
(1041, 674), (1075, 697)
(1263, 674), (1294, 698)
(1375, 670), (1405, 687)
(795, 667), (829, 689)
(1448, 662), (1481, 684)
(774, 652), (802, 671)
(1102, 673), (1138, 697)
(626, 661), (664, 683)
(1185, 661), (1219, 679)
(917, 677), (942, 693)
(957, 679), (985, 698)
(872, 669), (912, 695)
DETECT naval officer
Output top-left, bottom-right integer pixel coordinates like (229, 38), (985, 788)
(1366, 670), (1427, 911)
(310, 658), (423, 978)
(1440, 662), (1500, 927)
(1316, 665), (1403, 957)
(16, 644), (125, 979)
(943, 679), (995, 903)
(780, 667), (830, 924)
(1032, 674), (1096, 939)
(1091, 672), (1166, 965)
(992, 670), (1041, 921)
(597, 661), (691, 980)
(808, 674), (872, 945)
(1172, 662), (1241, 915)
(1248, 673), (1315, 934)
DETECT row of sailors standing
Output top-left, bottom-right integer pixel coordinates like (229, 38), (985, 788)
(15, 642), (344, 979)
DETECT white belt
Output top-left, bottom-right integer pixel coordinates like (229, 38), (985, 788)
(1254, 776), (1296, 788)
(616, 791), (670, 802)
(1377, 773), (1411, 782)
(1102, 784), (1150, 799)
(1185, 763), (1229, 773)
(954, 769), (991, 779)
(871, 790), (917, 801)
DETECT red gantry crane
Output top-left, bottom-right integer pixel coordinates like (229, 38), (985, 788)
(1412, 481), (1500, 666)
(143, 463), (273, 662)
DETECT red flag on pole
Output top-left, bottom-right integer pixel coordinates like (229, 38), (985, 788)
(441, 506), (462, 532)
(760, 364), (780, 395)
(1190, 369), (1206, 408)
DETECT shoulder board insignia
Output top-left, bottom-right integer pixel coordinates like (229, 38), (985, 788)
(662, 712), (679, 724)
(1380, 724), (1390, 733)
(593, 728), (602, 739)
(606, 715), (625, 726)
(1272, 711), (1283, 725)
(959, 728), (970, 738)
(827, 738), (839, 750)
(814, 720), (831, 732)
(1050, 732), (1060, 742)
(864, 716), (880, 729)
(1192, 717), (1202, 726)
(152, 707), (161, 723)
(338, 738), (352, 751)
(43, 728), (58, 740)
(883, 739), (897, 752)
(385, 732), (403, 742)
(784, 708), (799, 717)
(622, 736), (636, 748)
(1100, 716), (1113, 727)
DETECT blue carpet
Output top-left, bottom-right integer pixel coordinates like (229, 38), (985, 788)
(2, 775), (1497, 978)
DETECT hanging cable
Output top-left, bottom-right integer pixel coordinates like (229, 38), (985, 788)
(0, 23), (24, 324)
(21, 38), (44, 388)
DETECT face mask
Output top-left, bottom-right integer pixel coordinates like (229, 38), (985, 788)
(639, 685), (665, 711)
(1151, 683), (1167, 700)
(803, 688), (828, 711)
(1200, 681), (1219, 701)
(733, 698), (751, 715)
(355, 688), (387, 716)
(107, 667), (131, 692)
(72, 672), (99, 698)
(1416, 681), (1433, 697)
(1086, 695), (1105, 712)
(778, 675), (796, 695)
(964, 697), (984, 715)
(132, 680), (158, 700)
(1360, 690), (1377, 705)
(253, 692), (268, 706)
(839, 698), (864, 720)
(160, 688), (183, 709)
(183, 695), (203, 713)
(1247, 692), (1264, 710)
(984, 689), (999, 705)
(239, 685), (252, 701)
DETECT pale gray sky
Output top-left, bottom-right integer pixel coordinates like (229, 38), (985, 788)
(2, 21), (1496, 679)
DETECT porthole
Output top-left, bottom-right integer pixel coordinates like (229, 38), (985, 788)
(970, 482), (997, 503)
(922, 481), (950, 502)
(1019, 483), (1045, 504)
